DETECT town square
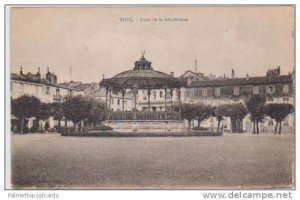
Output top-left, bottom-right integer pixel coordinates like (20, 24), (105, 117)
(7, 6), (295, 189)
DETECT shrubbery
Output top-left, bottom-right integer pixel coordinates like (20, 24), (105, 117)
(88, 124), (113, 131)
(192, 126), (209, 131)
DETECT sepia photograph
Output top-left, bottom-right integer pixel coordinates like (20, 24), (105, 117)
(6, 5), (295, 189)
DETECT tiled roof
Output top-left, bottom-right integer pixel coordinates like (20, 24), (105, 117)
(189, 75), (293, 87)
(11, 73), (83, 91)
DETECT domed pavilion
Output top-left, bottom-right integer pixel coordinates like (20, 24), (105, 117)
(100, 53), (187, 132)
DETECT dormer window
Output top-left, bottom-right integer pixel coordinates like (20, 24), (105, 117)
(215, 88), (221, 96)
(234, 87), (239, 96)
(253, 87), (259, 94)
(283, 85), (289, 93)
(202, 89), (207, 97)
(266, 86), (275, 94)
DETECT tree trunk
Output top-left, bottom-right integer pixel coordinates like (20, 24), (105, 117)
(188, 120), (191, 132)
(256, 121), (259, 134)
(279, 121), (282, 135)
(253, 122), (256, 134)
(231, 119), (236, 133)
(20, 116), (24, 134)
(217, 120), (220, 133)
(35, 118), (40, 131)
(197, 119), (201, 127)
(236, 119), (241, 133)
(274, 121), (278, 134)
(58, 120), (61, 133)
(74, 123), (78, 132)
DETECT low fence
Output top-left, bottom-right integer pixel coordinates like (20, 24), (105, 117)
(108, 111), (181, 121)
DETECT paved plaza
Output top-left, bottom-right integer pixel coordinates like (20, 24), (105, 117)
(11, 133), (294, 189)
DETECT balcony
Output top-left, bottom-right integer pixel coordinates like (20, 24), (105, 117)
(53, 94), (62, 101)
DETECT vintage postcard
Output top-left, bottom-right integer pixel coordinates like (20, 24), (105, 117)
(6, 5), (295, 189)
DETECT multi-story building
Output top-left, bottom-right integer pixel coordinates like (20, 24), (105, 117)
(184, 67), (295, 133)
(59, 82), (134, 111)
(11, 67), (84, 103)
(11, 67), (84, 132)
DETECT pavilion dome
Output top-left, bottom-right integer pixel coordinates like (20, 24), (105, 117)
(100, 55), (186, 89)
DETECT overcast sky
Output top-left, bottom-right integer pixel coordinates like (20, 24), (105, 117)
(10, 6), (294, 83)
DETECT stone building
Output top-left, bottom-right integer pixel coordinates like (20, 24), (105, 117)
(10, 67), (84, 132)
(184, 67), (295, 133)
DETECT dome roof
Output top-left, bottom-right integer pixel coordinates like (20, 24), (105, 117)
(100, 55), (186, 89)
(112, 69), (173, 79)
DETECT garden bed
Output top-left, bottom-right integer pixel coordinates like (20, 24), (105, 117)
(61, 131), (222, 137)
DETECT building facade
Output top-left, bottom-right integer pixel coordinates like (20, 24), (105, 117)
(11, 67), (84, 132)
(184, 67), (295, 133)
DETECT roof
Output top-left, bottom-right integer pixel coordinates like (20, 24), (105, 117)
(59, 82), (96, 90)
(189, 75), (293, 87)
(180, 70), (209, 81)
(100, 56), (186, 89)
(11, 73), (83, 91)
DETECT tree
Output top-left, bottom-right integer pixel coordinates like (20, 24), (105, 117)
(50, 102), (64, 132)
(86, 98), (107, 127)
(11, 95), (41, 134)
(36, 103), (51, 131)
(194, 103), (213, 127)
(223, 103), (248, 133)
(181, 103), (197, 131)
(246, 95), (266, 134)
(213, 105), (227, 133)
(62, 96), (91, 131)
(264, 103), (294, 134)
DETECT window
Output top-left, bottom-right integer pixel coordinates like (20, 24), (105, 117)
(202, 89), (207, 97)
(283, 98), (289, 103)
(253, 87), (259, 94)
(215, 88), (221, 96)
(46, 87), (50, 94)
(56, 88), (60, 95)
(266, 86), (275, 94)
(190, 89), (195, 97)
(143, 90), (147, 100)
(283, 85), (289, 93)
(117, 99), (120, 105)
(159, 91), (163, 98)
(111, 98), (114, 104)
(153, 91), (157, 99)
(234, 87), (239, 96)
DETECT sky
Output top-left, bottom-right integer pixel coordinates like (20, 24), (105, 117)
(10, 6), (295, 83)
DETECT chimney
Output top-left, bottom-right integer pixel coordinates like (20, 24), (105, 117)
(195, 59), (198, 73)
(246, 74), (249, 81)
(20, 66), (23, 75)
(37, 67), (40, 76)
(231, 68), (235, 79)
(170, 72), (174, 77)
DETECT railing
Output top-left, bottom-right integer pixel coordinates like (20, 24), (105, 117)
(53, 94), (62, 101)
(108, 111), (181, 121)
